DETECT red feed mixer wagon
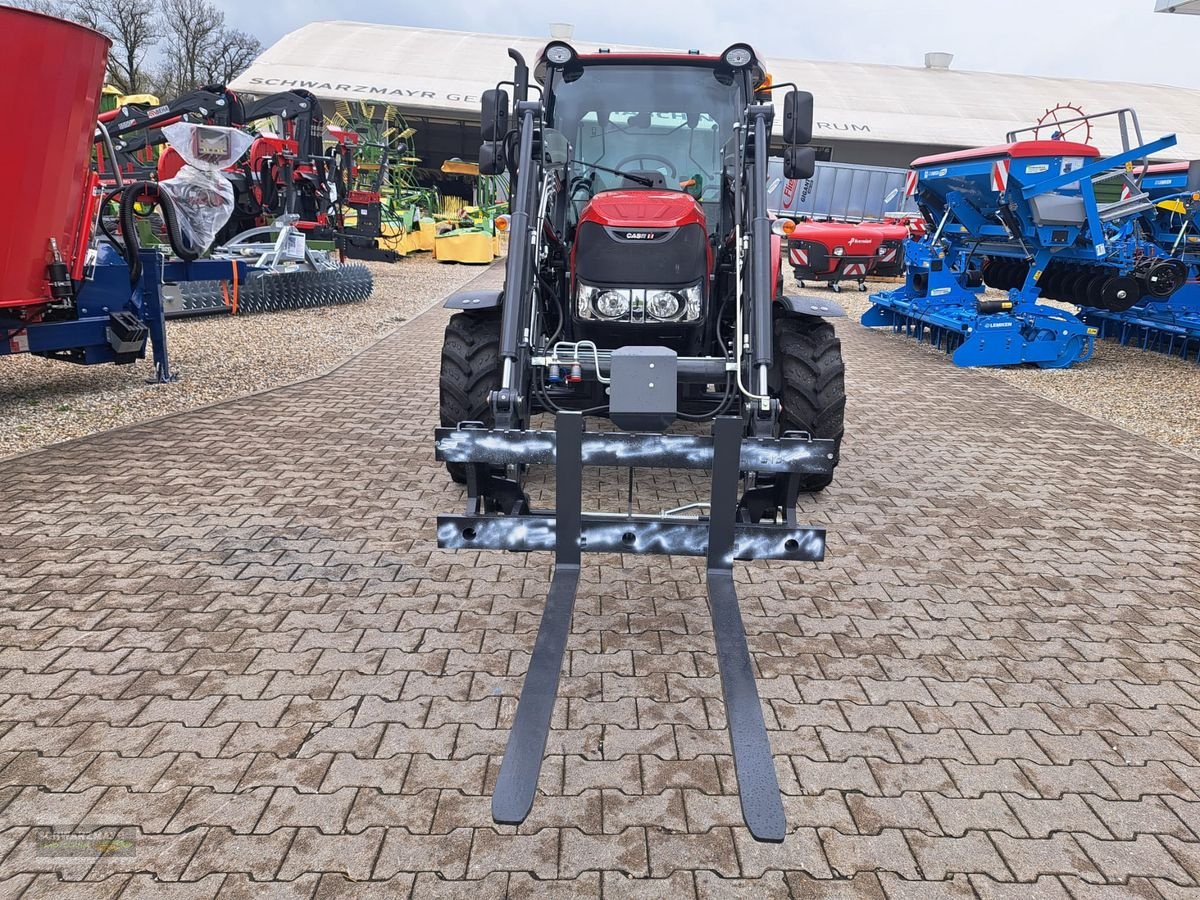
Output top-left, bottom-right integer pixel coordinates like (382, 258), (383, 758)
(786, 220), (908, 291)
(0, 10), (109, 329)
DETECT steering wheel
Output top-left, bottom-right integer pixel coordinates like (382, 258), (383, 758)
(614, 154), (678, 181)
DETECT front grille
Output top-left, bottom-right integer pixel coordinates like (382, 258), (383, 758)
(575, 221), (707, 286)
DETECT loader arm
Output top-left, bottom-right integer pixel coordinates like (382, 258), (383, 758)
(240, 90), (325, 167)
(492, 99), (541, 431)
(97, 86), (242, 159)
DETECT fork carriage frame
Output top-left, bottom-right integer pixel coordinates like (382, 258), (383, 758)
(436, 412), (833, 842)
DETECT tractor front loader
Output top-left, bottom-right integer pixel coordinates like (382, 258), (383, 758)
(435, 42), (846, 841)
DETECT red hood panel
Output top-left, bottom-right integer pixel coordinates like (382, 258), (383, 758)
(790, 222), (887, 252)
(579, 190), (705, 229)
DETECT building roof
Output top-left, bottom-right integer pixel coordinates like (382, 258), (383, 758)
(230, 20), (1200, 160)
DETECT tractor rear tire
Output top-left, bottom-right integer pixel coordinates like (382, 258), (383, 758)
(440, 310), (503, 483)
(775, 314), (846, 493)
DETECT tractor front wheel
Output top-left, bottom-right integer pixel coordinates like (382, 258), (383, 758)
(774, 314), (846, 493)
(439, 310), (503, 483)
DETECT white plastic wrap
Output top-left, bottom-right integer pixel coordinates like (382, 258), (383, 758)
(159, 123), (254, 252)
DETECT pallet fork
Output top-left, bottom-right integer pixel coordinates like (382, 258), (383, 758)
(437, 414), (832, 841)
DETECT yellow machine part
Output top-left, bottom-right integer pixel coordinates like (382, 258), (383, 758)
(376, 223), (415, 257)
(441, 160), (481, 176)
(388, 220), (437, 256)
(118, 92), (159, 107)
(1157, 199), (1188, 215)
(417, 220), (437, 250)
(433, 231), (504, 264)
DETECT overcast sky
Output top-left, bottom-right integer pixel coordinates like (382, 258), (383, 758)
(213, 1), (1198, 90)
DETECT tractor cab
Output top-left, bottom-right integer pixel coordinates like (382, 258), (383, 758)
(539, 52), (753, 218)
(527, 46), (765, 351)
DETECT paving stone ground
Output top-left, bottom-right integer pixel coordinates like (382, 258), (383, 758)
(0, 264), (1199, 898)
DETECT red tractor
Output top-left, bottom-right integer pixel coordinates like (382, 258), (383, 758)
(436, 42), (846, 841)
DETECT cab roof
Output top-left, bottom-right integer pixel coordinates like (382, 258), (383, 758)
(534, 44), (765, 87)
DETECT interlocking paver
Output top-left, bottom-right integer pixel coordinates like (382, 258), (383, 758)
(181, 827), (295, 880)
(2, 264), (1200, 895)
(907, 830), (1012, 880)
(821, 827), (920, 879)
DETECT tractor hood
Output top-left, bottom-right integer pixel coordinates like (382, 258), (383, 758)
(573, 189), (710, 292)
(579, 190), (706, 231)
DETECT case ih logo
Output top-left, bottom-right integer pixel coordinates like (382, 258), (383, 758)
(624, 232), (661, 240)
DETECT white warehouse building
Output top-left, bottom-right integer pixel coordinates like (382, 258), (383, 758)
(231, 21), (1200, 172)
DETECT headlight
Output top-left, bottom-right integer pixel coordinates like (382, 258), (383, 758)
(649, 284), (703, 321)
(833, 246), (845, 256)
(544, 41), (576, 66)
(577, 284), (630, 319)
(722, 44), (755, 68)
(595, 289), (631, 319)
(576, 282), (703, 322)
(647, 291), (681, 319)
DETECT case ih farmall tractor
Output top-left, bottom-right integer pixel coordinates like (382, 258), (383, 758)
(435, 41), (846, 841)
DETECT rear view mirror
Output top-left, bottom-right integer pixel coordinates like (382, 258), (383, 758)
(782, 90), (813, 145)
(479, 141), (505, 176)
(481, 89), (509, 142)
(783, 146), (816, 180)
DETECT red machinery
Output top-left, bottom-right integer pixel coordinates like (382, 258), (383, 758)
(97, 85), (243, 184)
(884, 211), (926, 240)
(871, 222), (909, 278)
(0, 7), (252, 377)
(127, 88), (335, 243)
(1, 9), (108, 317)
(788, 221), (883, 292)
(788, 220), (913, 290)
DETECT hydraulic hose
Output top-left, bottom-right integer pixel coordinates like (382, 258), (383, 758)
(259, 158), (278, 213)
(118, 181), (199, 283)
(95, 121), (124, 189)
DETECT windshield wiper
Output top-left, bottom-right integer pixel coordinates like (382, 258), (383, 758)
(569, 160), (655, 188)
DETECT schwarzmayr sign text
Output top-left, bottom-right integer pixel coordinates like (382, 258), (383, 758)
(246, 77), (481, 105)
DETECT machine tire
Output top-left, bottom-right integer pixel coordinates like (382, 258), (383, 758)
(440, 310), (503, 483)
(775, 314), (846, 493)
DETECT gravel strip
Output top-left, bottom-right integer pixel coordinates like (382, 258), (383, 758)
(0, 257), (484, 459)
(819, 273), (1200, 461)
(6, 258), (1195, 464)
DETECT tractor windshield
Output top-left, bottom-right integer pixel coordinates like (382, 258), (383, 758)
(547, 63), (742, 207)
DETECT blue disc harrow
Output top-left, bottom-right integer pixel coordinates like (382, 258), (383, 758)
(1078, 160), (1200, 362)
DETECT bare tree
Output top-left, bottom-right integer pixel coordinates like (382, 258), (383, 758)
(2, 0), (70, 15)
(72, 0), (159, 94)
(202, 26), (261, 87)
(156, 0), (221, 96)
(4, 0), (262, 98)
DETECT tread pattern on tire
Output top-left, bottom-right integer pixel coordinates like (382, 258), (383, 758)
(439, 311), (502, 483)
(775, 315), (846, 492)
